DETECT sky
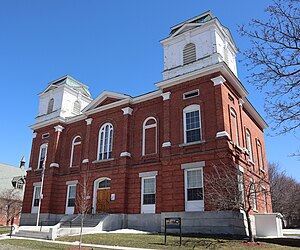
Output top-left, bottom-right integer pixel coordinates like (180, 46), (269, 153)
(0, 0), (299, 181)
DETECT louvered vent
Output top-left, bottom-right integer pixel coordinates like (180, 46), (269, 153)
(73, 101), (81, 114)
(47, 98), (54, 114)
(183, 43), (196, 65)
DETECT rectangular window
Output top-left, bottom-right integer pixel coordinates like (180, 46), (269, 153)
(183, 89), (199, 99)
(67, 185), (76, 207)
(250, 181), (257, 211)
(246, 130), (253, 162)
(185, 110), (201, 143)
(33, 186), (41, 207)
(257, 141), (264, 170)
(230, 109), (239, 146)
(238, 173), (245, 206)
(186, 169), (203, 201)
(142, 178), (156, 205)
(38, 144), (48, 169)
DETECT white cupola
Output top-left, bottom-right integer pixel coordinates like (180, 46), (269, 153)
(35, 75), (93, 124)
(160, 11), (238, 80)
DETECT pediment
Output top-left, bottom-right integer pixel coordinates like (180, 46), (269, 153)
(83, 91), (130, 112)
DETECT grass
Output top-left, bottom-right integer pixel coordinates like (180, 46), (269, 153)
(57, 233), (298, 249)
(0, 239), (111, 250)
(0, 226), (10, 234)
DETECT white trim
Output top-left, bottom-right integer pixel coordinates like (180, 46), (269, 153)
(120, 152), (131, 157)
(183, 89), (199, 99)
(162, 142), (171, 147)
(161, 92), (171, 101)
(37, 143), (48, 170)
(230, 108), (239, 146)
(32, 132), (37, 139)
(211, 75), (226, 86)
(65, 184), (77, 215)
(245, 129), (253, 162)
(66, 180), (78, 185)
(239, 98), (245, 106)
(140, 176), (156, 214)
(131, 90), (162, 104)
(216, 131), (231, 139)
(33, 182), (41, 187)
(183, 104), (202, 144)
(69, 136), (82, 168)
(54, 125), (64, 132)
(181, 161), (205, 170)
(92, 177), (111, 214)
(31, 185), (41, 213)
(82, 159), (89, 163)
(139, 171), (158, 178)
(142, 117), (157, 156)
(184, 167), (204, 212)
(50, 163), (59, 168)
(121, 107), (133, 115)
(238, 165), (244, 173)
(97, 123), (113, 161)
(85, 118), (93, 125)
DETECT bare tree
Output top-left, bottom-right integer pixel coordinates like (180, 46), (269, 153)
(205, 163), (270, 242)
(75, 173), (92, 249)
(0, 189), (22, 226)
(239, 0), (300, 137)
(268, 162), (300, 227)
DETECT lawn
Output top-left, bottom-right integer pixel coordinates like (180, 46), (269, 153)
(0, 239), (111, 250)
(0, 226), (10, 234)
(57, 233), (298, 249)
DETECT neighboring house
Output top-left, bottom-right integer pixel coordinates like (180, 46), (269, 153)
(21, 12), (271, 235)
(0, 158), (26, 225)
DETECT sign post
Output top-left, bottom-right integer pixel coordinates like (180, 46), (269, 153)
(164, 217), (182, 246)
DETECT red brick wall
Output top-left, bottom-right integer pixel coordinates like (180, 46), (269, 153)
(22, 72), (272, 216)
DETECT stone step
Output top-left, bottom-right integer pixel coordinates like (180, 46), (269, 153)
(15, 230), (49, 239)
(60, 214), (107, 228)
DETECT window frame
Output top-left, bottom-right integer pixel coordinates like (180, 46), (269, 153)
(183, 104), (202, 144)
(141, 176), (156, 213)
(69, 136), (81, 168)
(65, 184), (77, 214)
(184, 167), (204, 211)
(31, 185), (41, 213)
(37, 143), (48, 169)
(257, 140), (264, 170)
(97, 123), (113, 161)
(230, 108), (239, 146)
(47, 98), (54, 114)
(142, 117), (157, 156)
(245, 129), (253, 162)
(250, 179), (257, 211)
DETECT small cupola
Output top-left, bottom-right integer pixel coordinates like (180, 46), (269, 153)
(160, 11), (238, 80)
(35, 75), (93, 124)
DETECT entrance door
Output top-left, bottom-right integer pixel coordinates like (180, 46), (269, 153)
(96, 189), (110, 213)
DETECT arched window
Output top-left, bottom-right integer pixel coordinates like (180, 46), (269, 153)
(47, 98), (54, 114)
(183, 43), (196, 65)
(73, 101), (81, 115)
(38, 143), (48, 169)
(98, 123), (113, 160)
(142, 117), (157, 156)
(245, 129), (253, 162)
(230, 108), (239, 146)
(257, 140), (264, 170)
(69, 136), (82, 167)
(99, 179), (111, 189)
(183, 104), (202, 143)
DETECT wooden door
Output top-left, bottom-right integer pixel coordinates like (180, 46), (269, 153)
(96, 189), (110, 213)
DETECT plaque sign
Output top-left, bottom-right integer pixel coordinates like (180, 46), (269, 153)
(164, 217), (182, 245)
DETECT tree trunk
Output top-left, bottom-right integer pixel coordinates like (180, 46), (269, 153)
(246, 210), (254, 242)
(79, 214), (84, 249)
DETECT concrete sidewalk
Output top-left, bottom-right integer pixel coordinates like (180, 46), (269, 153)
(0, 234), (157, 250)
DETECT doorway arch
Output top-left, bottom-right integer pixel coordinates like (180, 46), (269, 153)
(93, 177), (111, 214)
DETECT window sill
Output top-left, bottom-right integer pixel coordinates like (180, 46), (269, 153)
(179, 140), (205, 147)
(248, 160), (255, 166)
(260, 168), (266, 173)
(92, 158), (114, 164)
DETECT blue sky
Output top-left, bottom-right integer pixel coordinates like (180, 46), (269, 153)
(0, 0), (299, 180)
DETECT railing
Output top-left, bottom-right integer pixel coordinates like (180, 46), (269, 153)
(59, 214), (81, 229)
(39, 220), (59, 232)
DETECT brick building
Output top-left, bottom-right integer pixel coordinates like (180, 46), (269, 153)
(21, 12), (271, 234)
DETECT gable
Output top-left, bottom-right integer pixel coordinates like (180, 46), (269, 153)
(95, 97), (124, 108)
